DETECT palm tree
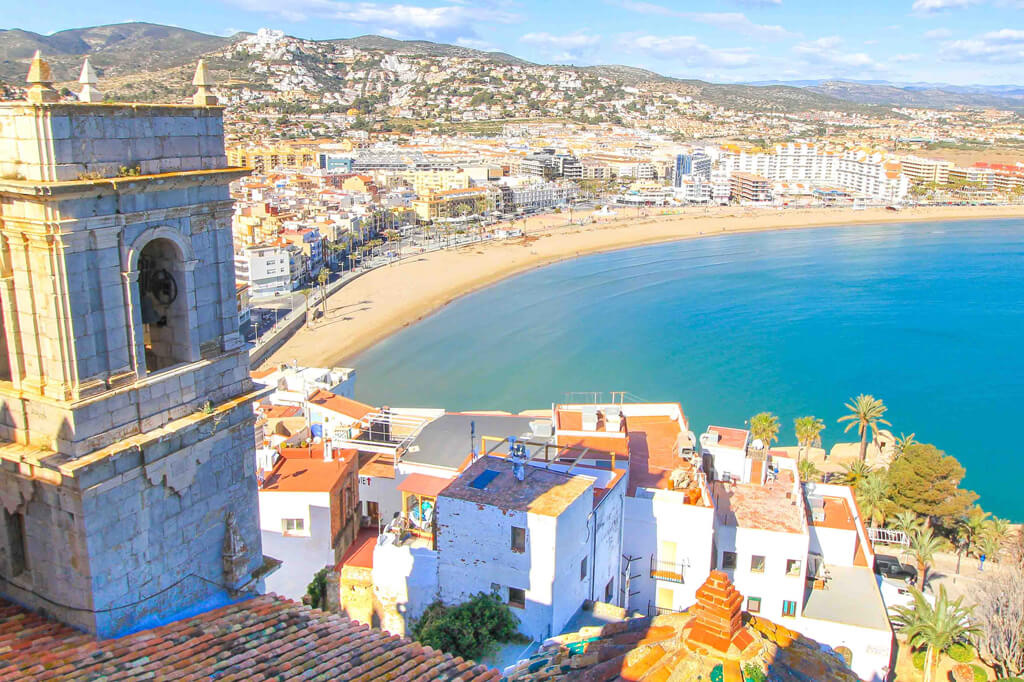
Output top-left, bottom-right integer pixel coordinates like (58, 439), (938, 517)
(299, 287), (314, 329)
(834, 460), (874, 487)
(837, 394), (891, 463)
(953, 508), (990, 574)
(893, 432), (917, 459)
(890, 585), (979, 682)
(797, 458), (820, 483)
(316, 268), (329, 320)
(856, 472), (890, 527)
(977, 534), (1002, 565)
(890, 510), (923, 539)
(909, 526), (948, 590)
(793, 416), (825, 464)
(749, 412), (780, 451)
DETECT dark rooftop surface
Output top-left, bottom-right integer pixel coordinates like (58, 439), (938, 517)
(403, 413), (546, 470)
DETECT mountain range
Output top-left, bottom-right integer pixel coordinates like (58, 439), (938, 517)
(1, 22), (1022, 113)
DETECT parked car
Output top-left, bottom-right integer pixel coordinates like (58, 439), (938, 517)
(874, 554), (918, 583)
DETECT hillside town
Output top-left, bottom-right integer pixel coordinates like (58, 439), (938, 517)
(0, 27), (1022, 682)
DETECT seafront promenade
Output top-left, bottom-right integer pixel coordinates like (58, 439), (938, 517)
(262, 203), (1024, 369)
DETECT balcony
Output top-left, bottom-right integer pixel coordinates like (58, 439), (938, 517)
(650, 556), (686, 584)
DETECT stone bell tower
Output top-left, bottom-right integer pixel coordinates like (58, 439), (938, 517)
(0, 55), (268, 636)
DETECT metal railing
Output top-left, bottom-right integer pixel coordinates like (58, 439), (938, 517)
(868, 527), (909, 547)
(647, 601), (685, 617)
(649, 556), (686, 584)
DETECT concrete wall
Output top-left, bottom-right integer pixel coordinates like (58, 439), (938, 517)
(371, 539), (438, 636)
(436, 485), (593, 641)
(797, 615), (894, 682)
(714, 524), (809, 623)
(590, 473), (625, 607)
(260, 498), (333, 600)
(623, 491), (715, 613)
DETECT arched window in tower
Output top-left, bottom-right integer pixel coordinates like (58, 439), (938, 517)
(137, 238), (189, 373)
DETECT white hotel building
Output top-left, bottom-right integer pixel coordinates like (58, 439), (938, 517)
(718, 143), (908, 202)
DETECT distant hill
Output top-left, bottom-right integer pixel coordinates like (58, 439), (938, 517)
(0, 22), (235, 83)
(0, 21), (1013, 114)
(328, 35), (530, 66)
(746, 78), (1024, 109)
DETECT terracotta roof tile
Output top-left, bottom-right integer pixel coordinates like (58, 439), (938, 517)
(0, 595), (500, 681)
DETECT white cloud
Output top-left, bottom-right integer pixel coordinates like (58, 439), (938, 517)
(792, 36), (879, 70)
(924, 28), (953, 39)
(620, 34), (755, 67)
(521, 31), (601, 63)
(980, 28), (1024, 42)
(226, 0), (520, 40)
(939, 27), (1024, 63)
(455, 37), (497, 51)
(609, 2), (795, 39)
(688, 12), (796, 39)
(911, 0), (979, 13)
(521, 31), (602, 49)
(891, 53), (920, 62)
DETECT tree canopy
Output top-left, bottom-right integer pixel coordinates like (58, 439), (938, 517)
(412, 592), (526, 661)
(887, 443), (977, 526)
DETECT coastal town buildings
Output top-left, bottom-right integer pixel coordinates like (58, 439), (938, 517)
(242, 364), (895, 680)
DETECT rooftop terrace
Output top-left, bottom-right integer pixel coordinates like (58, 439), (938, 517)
(441, 455), (593, 517)
(802, 565), (891, 632)
(711, 470), (805, 534)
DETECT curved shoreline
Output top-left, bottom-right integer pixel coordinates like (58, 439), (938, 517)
(263, 204), (1024, 369)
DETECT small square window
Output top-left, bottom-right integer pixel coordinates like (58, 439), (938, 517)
(782, 600), (798, 618)
(580, 556), (588, 581)
(282, 518), (305, 534)
(508, 587), (526, 609)
(747, 597), (761, 614)
(511, 526), (526, 553)
(490, 582), (501, 594)
(750, 555), (766, 573)
(786, 559), (802, 577)
(722, 551), (737, 569)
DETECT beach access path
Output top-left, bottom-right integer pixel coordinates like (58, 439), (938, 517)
(261, 203), (1024, 369)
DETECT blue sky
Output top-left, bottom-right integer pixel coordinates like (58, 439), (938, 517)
(10, 0), (1024, 84)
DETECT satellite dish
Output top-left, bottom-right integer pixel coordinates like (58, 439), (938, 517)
(752, 438), (765, 450)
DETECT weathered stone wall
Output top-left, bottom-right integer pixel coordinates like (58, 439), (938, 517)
(339, 564), (374, 625)
(0, 103), (227, 182)
(0, 100), (264, 638)
(0, 396), (263, 637)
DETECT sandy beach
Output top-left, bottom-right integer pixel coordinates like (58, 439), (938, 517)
(262, 204), (1024, 369)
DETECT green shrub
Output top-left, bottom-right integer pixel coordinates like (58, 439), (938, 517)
(411, 592), (528, 661)
(743, 662), (767, 682)
(913, 649), (926, 670)
(969, 664), (985, 682)
(305, 567), (328, 610)
(948, 642), (976, 663)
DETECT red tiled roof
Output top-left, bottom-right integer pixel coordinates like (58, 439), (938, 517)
(0, 595), (499, 681)
(307, 389), (375, 421)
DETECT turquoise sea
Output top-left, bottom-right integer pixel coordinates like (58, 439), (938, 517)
(351, 219), (1024, 520)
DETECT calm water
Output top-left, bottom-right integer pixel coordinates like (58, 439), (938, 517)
(352, 219), (1024, 519)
